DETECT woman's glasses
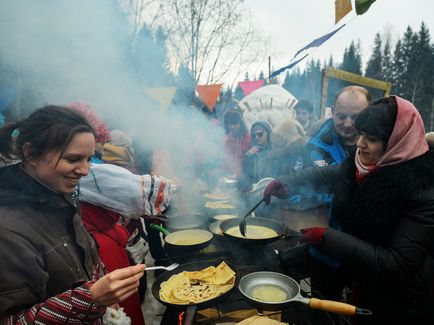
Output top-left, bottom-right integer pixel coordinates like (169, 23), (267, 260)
(253, 131), (264, 138)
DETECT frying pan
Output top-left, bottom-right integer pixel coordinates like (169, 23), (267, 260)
(143, 214), (207, 231)
(150, 224), (213, 251)
(152, 260), (238, 325)
(165, 213), (207, 231)
(238, 271), (372, 316)
(219, 217), (286, 245)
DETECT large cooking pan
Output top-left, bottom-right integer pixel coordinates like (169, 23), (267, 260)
(152, 260), (238, 325)
(219, 217), (287, 245)
(150, 224), (213, 252)
(143, 214), (207, 231)
(239, 271), (372, 317)
(165, 213), (207, 231)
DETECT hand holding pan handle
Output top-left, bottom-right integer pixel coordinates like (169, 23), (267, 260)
(308, 297), (373, 316)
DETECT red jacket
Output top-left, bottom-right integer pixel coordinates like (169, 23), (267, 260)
(81, 202), (145, 325)
(224, 133), (251, 176)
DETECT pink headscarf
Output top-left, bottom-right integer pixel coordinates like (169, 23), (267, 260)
(355, 96), (428, 180)
(378, 96), (428, 166)
(68, 101), (111, 143)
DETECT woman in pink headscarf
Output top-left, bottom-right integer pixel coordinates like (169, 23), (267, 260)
(264, 96), (434, 324)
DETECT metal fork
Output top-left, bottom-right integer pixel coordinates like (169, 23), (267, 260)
(145, 262), (180, 272)
(239, 197), (266, 237)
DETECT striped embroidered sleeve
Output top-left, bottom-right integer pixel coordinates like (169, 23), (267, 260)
(1, 281), (105, 325)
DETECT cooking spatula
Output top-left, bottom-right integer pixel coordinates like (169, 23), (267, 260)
(239, 197), (266, 237)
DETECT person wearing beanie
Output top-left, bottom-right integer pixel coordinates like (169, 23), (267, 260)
(239, 121), (276, 190)
(68, 101), (111, 163)
(264, 96), (434, 324)
(103, 130), (136, 172)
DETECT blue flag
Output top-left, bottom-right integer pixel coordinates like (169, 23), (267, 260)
(292, 24), (346, 60)
(270, 54), (308, 78)
(271, 24), (346, 78)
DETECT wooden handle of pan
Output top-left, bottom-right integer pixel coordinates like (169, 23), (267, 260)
(309, 297), (356, 316)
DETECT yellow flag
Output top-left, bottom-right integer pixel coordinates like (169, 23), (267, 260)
(335, 0), (352, 24)
(144, 87), (177, 111)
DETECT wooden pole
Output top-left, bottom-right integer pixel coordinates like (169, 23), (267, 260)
(268, 56), (271, 80)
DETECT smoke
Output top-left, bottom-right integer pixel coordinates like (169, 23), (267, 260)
(0, 0), (228, 210)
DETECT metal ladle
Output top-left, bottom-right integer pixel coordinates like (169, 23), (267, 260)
(239, 197), (266, 237)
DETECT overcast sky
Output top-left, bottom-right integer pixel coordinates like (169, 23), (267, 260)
(244, 0), (434, 81)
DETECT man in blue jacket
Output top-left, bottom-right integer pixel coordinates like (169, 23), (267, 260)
(306, 85), (371, 168)
(298, 85), (371, 324)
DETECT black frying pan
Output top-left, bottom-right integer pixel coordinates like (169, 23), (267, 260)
(152, 260), (238, 325)
(219, 217), (286, 245)
(149, 224), (213, 252)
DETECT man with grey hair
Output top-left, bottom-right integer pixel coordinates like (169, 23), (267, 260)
(304, 85), (372, 168)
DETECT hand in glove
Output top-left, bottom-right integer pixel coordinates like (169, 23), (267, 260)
(300, 227), (327, 248)
(263, 180), (289, 204)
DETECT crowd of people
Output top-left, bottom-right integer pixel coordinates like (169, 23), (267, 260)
(0, 84), (433, 325)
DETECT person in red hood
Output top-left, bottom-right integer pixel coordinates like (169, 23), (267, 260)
(264, 96), (434, 324)
(222, 108), (250, 177)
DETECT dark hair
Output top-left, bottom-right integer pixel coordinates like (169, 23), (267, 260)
(222, 108), (247, 135)
(294, 99), (314, 114)
(0, 105), (95, 161)
(334, 85), (372, 104)
(355, 96), (397, 143)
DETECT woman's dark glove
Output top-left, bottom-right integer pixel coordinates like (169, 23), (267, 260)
(300, 227), (327, 248)
(263, 180), (289, 204)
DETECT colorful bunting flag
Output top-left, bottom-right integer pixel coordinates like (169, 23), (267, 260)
(239, 80), (265, 97)
(292, 24), (346, 60)
(355, 0), (376, 15)
(196, 84), (223, 112)
(270, 54), (309, 78)
(270, 23), (346, 78)
(144, 87), (177, 111)
(335, 0), (352, 24)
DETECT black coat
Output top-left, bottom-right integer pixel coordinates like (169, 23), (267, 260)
(285, 151), (434, 324)
(0, 164), (101, 317)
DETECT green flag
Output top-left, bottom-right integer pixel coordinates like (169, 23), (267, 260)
(355, 0), (376, 15)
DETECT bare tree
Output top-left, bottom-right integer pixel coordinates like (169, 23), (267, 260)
(122, 0), (267, 85)
(119, 0), (161, 36)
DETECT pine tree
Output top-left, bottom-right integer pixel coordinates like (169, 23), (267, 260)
(382, 39), (393, 82)
(173, 64), (196, 106)
(233, 82), (244, 101)
(327, 54), (335, 68)
(391, 23), (434, 128)
(132, 24), (173, 87)
(394, 26), (414, 99)
(282, 68), (302, 99)
(340, 41), (362, 75)
(410, 22), (434, 125)
(392, 39), (405, 94)
(365, 33), (383, 80)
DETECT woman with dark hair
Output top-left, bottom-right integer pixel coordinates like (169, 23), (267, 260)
(0, 106), (145, 323)
(264, 96), (434, 324)
(222, 108), (250, 177)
